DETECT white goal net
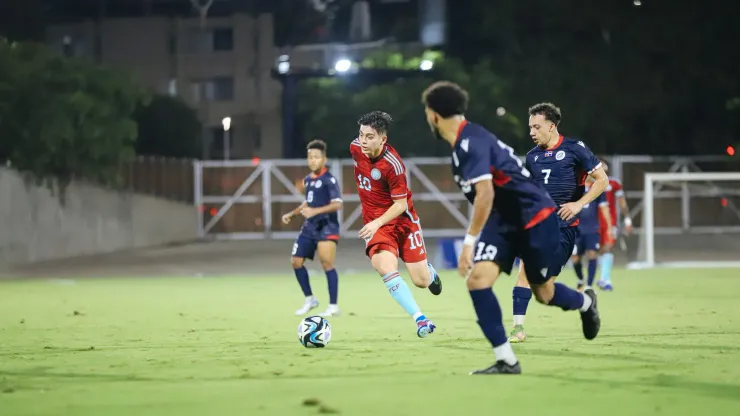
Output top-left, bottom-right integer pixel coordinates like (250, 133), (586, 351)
(630, 172), (740, 269)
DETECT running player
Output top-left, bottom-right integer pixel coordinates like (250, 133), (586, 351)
(573, 177), (612, 290)
(351, 111), (442, 338)
(282, 140), (342, 317)
(422, 81), (601, 374)
(508, 103), (608, 343)
(597, 159), (633, 290)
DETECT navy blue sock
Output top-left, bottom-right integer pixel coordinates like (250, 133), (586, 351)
(512, 286), (532, 317)
(293, 266), (312, 297)
(587, 259), (598, 286)
(469, 288), (508, 347)
(574, 261), (584, 282)
(547, 282), (585, 311)
(325, 269), (338, 304)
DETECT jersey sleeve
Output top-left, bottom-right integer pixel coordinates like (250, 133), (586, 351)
(385, 165), (408, 200)
(460, 138), (493, 184)
(573, 141), (602, 174)
(611, 179), (624, 197)
(325, 175), (342, 202)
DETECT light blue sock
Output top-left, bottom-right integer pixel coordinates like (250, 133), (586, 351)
(600, 253), (614, 283)
(426, 262), (438, 284)
(382, 271), (423, 320)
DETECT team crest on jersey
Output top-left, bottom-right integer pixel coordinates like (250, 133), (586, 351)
(371, 168), (381, 180)
(314, 180), (322, 188)
(555, 150), (565, 160)
(545, 151), (553, 157)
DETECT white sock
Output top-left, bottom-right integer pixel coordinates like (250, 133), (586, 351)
(512, 315), (525, 326)
(306, 296), (315, 303)
(494, 342), (518, 366)
(579, 293), (592, 312)
(412, 311), (424, 321)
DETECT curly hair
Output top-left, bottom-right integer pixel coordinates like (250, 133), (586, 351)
(421, 81), (469, 118)
(357, 111), (393, 135)
(528, 102), (562, 126)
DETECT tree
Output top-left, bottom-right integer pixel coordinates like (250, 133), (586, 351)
(296, 51), (525, 157)
(0, 40), (148, 187)
(134, 94), (202, 158)
(449, 0), (740, 155)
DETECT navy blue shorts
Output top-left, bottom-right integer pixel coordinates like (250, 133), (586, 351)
(547, 226), (579, 277)
(474, 211), (560, 285)
(292, 223), (340, 260)
(575, 232), (600, 255)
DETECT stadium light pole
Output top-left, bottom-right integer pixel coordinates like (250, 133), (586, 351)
(222, 116), (231, 160)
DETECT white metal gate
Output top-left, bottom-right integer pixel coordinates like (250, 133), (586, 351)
(193, 157), (470, 240)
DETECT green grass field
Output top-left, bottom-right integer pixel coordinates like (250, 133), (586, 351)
(1, 268), (739, 415)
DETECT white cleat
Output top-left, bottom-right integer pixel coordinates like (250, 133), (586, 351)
(295, 298), (319, 316)
(318, 304), (341, 317)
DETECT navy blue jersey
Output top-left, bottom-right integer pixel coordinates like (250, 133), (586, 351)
(578, 189), (607, 234)
(302, 168), (342, 231)
(525, 136), (601, 227)
(451, 121), (556, 229)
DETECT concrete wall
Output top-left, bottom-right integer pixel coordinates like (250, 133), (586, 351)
(0, 167), (197, 267)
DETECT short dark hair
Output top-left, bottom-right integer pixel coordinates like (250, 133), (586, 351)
(421, 81), (469, 118)
(357, 111), (393, 135)
(307, 139), (327, 153)
(528, 102), (561, 126)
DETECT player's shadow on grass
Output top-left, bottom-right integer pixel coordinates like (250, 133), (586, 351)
(531, 372), (740, 402)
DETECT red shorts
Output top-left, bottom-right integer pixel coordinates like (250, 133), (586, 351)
(364, 219), (427, 264)
(599, 219), (616, 247)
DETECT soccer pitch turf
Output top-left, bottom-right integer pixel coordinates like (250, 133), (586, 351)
(1, 269), (739, 415)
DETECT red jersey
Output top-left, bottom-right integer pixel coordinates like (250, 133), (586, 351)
(350, 139), (418, 225)
(603, 178), (624, 226)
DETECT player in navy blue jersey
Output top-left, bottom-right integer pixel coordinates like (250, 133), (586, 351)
(421, 81), (601, 375)
(508, 103), (609, 343)
(572, 178), (612, 290)
(282, 140), (343, 317)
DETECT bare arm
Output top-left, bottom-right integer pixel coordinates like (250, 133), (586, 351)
(467, 180), (495, 239)
(577, 166), (608, 206)
(308, 200), (343, 215)
(374, 199), (407, 227)
(618, 196), (631, 220)
(286, 201), (308, 218)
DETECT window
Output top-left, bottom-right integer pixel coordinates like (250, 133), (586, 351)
(212, 77), (234, 101)
(212, 28), (234, 51)
(185, 28), (234, 53)
(191, 77), (234, 103)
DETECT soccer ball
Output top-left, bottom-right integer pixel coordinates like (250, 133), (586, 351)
(297, 316), (332, 348)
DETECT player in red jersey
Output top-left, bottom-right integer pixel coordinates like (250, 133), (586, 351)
(597, 159), (633, 291)
(351, 111), (442, 338)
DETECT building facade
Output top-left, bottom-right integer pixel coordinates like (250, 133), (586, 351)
(46, 14), (283, 159)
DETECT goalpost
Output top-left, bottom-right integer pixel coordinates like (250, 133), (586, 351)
(630, 171), (740, 269)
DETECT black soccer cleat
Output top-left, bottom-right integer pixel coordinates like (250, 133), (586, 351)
(428, 274), (442, 296)
(470, 360), (522, 375)
(580, 289), (601, 340)
(427, 262), (442, 296)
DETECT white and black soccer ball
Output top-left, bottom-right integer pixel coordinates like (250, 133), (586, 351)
(297, 316), (332, 348)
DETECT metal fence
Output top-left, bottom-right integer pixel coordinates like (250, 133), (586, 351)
(190, 155), (740, 239)
(121, 156), (195, 203)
